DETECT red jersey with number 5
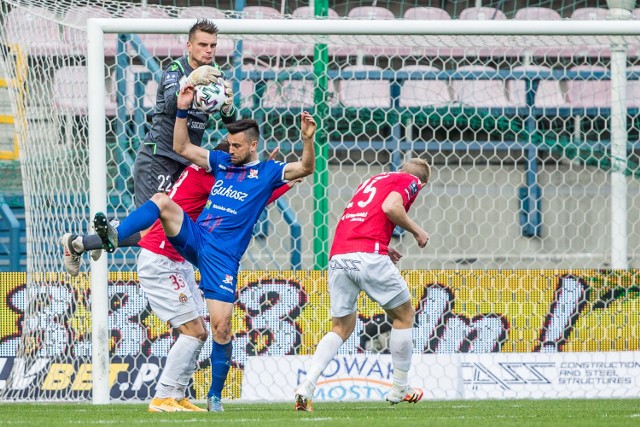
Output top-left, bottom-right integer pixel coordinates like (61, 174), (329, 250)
(330, 172), (422, 257)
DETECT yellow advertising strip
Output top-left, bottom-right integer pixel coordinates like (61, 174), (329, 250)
(1, 270), (638, 399)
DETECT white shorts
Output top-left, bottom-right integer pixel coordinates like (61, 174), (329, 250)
(137, 248), (204, 328)
(328, 252), (411, 318)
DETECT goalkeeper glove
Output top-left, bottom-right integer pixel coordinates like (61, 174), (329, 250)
(179, 65), (222, 89)
(220, 79), (235, 116)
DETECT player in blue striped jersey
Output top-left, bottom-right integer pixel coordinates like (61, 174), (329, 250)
(94, 84), (317, 411)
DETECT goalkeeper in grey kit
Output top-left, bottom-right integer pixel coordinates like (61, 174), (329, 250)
(134, 18), (237, 207)
(62, 19), (236, 266)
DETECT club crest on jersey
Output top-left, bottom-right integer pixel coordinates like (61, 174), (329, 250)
(409, 181), (419, 196)
(248, 169), (259, 179)
(223, 274), (234, 285)
(178, 293), (188, 303)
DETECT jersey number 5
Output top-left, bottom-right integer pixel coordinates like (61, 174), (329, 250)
(355, 175), (389, 208)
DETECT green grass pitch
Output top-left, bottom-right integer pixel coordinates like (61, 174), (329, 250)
(0, 399), (638, 426)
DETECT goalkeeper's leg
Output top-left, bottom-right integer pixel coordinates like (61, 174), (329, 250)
(294, 313), (355, 412)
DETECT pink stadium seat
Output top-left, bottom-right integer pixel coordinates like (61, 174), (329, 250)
(459, 7), (507, 20)
(262, 66), (316, 109)
(339, 65), (391, 108)
(566, 66), (611, 108)
(63, 6), (117, 56)
(570, 8), (609, 20)
(53, 66), (116, 116)
(508, 66), (567, 108)
(291, 6), (342, 56)
(626, 66), (640, 108)
(239, 65), (268, 110)
(343, 7), (410, 57)
(240, 7), (299, 57)
(178, 5), (226, 20)
(403, 7), (451, 20)
(291, 6), (340, 19)
(241, 6), (283, 19)
(347, 6), (396, 19)
(452, 65), (511, 107)
(398, 65), (451, 108)
(177, 7), (234, 57)
(514, 7), (561, 20)
(5, 6), (70, 56)
(123, 65), (157, 112)
(121, 5), (184, 57)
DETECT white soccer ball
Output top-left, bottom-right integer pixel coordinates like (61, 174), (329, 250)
(193, 79), (227, 114)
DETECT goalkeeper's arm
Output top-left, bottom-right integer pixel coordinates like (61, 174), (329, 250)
(174, 85), (209, 170)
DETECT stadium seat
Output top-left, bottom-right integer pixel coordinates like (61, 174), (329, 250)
(291, 6), (340, 19)
(53, 66), (117, 116)
(241, 6), (283, 19)
(239, 6), (300, 57)
(508, 66), (567, 108)
(514, 7), (561, 20)
(339, 65), (390, 108)
(403, 8), (454, 56)
(4, 6), (71, 56)
(626, 66), (640, 108)
(343, 7), (411, 58)
(347, 6), (396, 19)
(398, 65), (451, 108)
(570, 8), (609, 20)
(121, 5), (184, 57)
(62, 6), (118, 57)
(238, 64), (268, 110)
(403, 7), (451, 20)
(459, 7), (507, 20)
(176, 7), (234, 57)
(566, 65), (610, 108)
(122, 65), (157, 112)
(63, 6), (118, 56)
(452, 65), (511, 107)
(262, 66), (316, 109)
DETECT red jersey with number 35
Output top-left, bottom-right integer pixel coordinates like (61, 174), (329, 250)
(139, 163), (292, 262)
(139, 164), (214, 262)
(330, 172), (422, 257)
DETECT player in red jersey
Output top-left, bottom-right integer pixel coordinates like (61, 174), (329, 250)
(60, 142), (294, 412)
(294, 158), (431, 411)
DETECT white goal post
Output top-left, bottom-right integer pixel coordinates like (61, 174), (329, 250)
(80, 17), (640, 404)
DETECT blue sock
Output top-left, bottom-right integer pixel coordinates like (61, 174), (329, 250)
(116, 200), (160, 242)
(208, 340), (232, 399)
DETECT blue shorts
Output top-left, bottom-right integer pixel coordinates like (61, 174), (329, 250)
(168, 212), (238, 303)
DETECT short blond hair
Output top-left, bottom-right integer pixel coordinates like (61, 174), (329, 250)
(400, 158), (431, 185)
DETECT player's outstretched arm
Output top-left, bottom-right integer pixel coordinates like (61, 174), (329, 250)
(283, 111), (317, 181)
(382, 192), (430, 248)
(173, 85), (210, 170)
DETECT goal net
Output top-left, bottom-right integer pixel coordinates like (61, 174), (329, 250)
(1, 0), (639, 403)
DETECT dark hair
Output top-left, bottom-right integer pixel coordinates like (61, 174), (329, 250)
(189, 19), (219, 41)
(225, 119), (260, 143)
(212, 138), (229, 152)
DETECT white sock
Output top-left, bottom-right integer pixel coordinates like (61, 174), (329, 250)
(175, 335), (205, 399)
(389, 327), (413, 388)
(154, 334), (205, 399)
(305, 332), (344, 385)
